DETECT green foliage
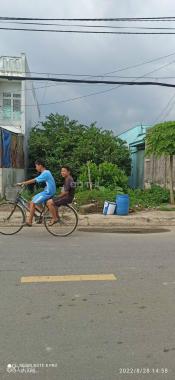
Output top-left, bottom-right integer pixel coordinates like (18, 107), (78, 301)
(78, 162), (99, 189)
(146, 121), (175, 157)
(78, 161), (128, 190)
(98, 162), (128, 188)
(21, 184), (171, 211)
(75, 185), (170, 210)
(128, 185), (170, 208)
(146, 121), (175, 204)
(75, 187), (124, 209)
(28, 114), (131, 185)
(158, 206), (175, 211)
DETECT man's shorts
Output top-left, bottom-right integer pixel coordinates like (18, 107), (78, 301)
(32, 192), (53, 205)
(53, 196), (73, 207)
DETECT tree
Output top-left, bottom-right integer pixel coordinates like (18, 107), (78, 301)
(28, 114), (131, 185)
(146, 121), (175, 204)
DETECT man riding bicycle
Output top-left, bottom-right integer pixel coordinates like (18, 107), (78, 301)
(17, 159), (56, 226)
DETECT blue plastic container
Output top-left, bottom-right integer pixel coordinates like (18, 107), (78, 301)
(116, 194), (130, 216)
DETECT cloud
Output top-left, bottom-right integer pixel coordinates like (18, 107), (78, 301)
(1, 0), (175, 133)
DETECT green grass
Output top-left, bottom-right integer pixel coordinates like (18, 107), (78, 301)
(75, 185), (171, 212)
(157, 205), (175, 211)
(128, 186), (170, 209)
(74, 187), (123, 210)
(2, 184), (172, 212)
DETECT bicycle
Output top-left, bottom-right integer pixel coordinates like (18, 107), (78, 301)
(0, 185), (78, 237)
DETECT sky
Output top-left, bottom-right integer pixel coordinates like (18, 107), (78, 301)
(1, 0), (175, 134)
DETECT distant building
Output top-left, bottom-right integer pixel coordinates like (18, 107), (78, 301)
(119, 125), (151, 188)
(119, 124), (175, 190)
(0, 53), (40, 197)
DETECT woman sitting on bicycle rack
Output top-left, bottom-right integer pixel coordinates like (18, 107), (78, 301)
(46, 166), (75, 226)
(17, 159), (56, 226)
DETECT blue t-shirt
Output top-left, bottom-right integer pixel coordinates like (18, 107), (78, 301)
(35, 170), (56, 196)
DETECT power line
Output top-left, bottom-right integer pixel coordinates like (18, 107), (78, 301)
(153, 92), (175, 124)
(2, 74), (175, 87)
(8, 50), (175, 78)
(40, 86), (122, 108)
(2, 26), (175, 34)
(1, 50), (174, 81)
(1, 55), (174, 109)
(36, 58), (175, 109)
(1, 52), (175, 109)
(38, 58), (175, 109)
(0, 50), (174, 96)
(1, 16), (175, 21)
(161, 98), (175, 120)
(2, 20), (175, 30)
(99, 52), (175, 76)
(36, 57), (175, 113)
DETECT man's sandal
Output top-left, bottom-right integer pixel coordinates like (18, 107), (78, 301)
(23, 222), (32, 227)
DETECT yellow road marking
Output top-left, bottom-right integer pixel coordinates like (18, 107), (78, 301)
(21, 274), (117, 283)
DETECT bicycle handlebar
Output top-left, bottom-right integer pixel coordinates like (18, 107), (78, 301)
(15, 183), (25, 188)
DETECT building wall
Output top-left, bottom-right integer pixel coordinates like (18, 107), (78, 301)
(23, 78), (40, 165)
(0, 54), (40, 195)
(0, 81), (23, 132)
(0, 53), (40, 139)
(23, 57), (40, 169)
(119, 125), (151, 188)
(0, 168), (24, 197)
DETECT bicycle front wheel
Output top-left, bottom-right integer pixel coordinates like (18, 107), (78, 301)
(44, 205), (78, 237)
(0, 202), (25, 235)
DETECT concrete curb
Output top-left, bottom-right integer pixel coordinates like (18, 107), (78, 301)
(77, 226), (171, 233)
(78, 213), (175, 227)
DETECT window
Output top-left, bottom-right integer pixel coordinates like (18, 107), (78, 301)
(3, 92), (21, 121)
(13, 94), (21, 121)
(3, 92), (11, 120)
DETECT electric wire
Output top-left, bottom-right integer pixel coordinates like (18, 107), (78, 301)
(2, 26), (175, 34)
(2, 20), (175, 30)
(1, 16), (175, 21)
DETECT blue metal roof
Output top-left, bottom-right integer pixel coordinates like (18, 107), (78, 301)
(119, 124), (151, 147)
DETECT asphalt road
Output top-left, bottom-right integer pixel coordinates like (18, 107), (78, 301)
(0, 227), (175, 380)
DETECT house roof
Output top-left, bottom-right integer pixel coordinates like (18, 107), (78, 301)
(118, 124), (151, 137)
(119, 124), (151, 147)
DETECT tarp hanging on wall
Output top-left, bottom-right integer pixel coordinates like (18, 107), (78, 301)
(0, 128), (24, 169)
(11, 133), (18, 168)
(16, 136), (24, 169)
(2, 129), (12, 168)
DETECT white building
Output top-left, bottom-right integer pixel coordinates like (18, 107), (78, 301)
(0, 53), (40, 197)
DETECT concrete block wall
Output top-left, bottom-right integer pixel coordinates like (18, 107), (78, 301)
(0, 168), (25, 198)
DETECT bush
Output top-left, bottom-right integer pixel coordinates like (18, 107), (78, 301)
(21, 184), (170, 212)
(128, 185), (170, 208)
(75, 187), (124, 210)
(78, 161), (128, 191)
(75, 185), (170, 212)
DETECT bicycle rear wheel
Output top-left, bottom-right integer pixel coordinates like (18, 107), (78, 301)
(0, 202), (25, 235)
(44, 204), (78, 236)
